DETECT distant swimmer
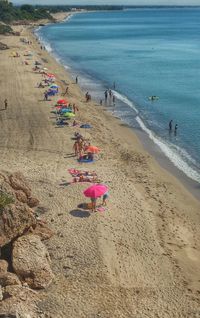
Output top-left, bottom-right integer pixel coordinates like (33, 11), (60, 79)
(113, 81), (116, 90)
(169, 119), (173, 132)
(148, 96), (159, 101)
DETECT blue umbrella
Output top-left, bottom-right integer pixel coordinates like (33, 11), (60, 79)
(80, 124), (92, 129)
(60, 108), (72, 113)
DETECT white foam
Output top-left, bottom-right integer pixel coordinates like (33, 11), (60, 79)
(113, 90), (139, 114)
(136, 116), (200, 183)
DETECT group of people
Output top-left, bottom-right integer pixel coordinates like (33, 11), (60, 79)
(73, 133), (91, 158)
(169, 120), (178, 135)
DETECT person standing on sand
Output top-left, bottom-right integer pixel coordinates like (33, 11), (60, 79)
(104, 90), (108, 102)
(169, 120), (173, 132)
(4, 99), (8, 110)
(75, 76), (78, 84)
(73, 140), (79, 157)
(91, 197), (97, 212)
(102, 192), (109, 206)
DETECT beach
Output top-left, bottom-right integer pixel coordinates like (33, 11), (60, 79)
(0, 19), (200, 318)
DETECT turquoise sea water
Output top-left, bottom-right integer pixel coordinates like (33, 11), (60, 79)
(37, 8), (200, 183)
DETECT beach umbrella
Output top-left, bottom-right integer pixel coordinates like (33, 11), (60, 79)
(60, 108), (72, 113)
(47, 73), (55, 78)
(63, 112), (75, 118)
(57, 99), (68, 105)
(83, 184), (108, 198)
(80, 124), (92, 129)
(50, 84), (59, 89)
(86, 146), (100, 154)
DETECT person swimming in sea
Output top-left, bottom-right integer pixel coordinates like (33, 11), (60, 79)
(169, 119), (173, 132)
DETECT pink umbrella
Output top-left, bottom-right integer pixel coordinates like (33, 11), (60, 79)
(83, 184), (108, 198)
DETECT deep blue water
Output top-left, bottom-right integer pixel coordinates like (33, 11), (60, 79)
(37, 8), (200, 183)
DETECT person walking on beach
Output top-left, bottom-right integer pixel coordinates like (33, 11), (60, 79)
(169, 119), (173, 132)
(73, 140), (79, 157)
(63, 86), (69, 96)
(109, 89), (112, 98)
(4, 99), (8, 110)
(75, 76), (78, 84)
(44, 91), (48, 101)
(100, 99), (103, 106)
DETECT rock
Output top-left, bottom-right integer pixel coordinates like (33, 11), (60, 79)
(0, 272), (21, 287)
(1, 285), (39, 317)
(12, 234), (54, 289)
(27, 220), (53, 241)
(0, 42), (9, 50)
(0, 203), (36, 247)
(0, 285), (3, 301)
(9, 172), (31, 198)
(27, 197), (39, 208)
(15, 190), (28, 204)
(0, 260), (8, 273)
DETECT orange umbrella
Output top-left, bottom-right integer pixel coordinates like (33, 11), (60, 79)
(86, 146), (100, 154)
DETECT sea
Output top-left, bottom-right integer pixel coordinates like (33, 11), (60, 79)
(36, 8), (200, 186)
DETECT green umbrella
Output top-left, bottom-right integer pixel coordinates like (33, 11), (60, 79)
(63, 112), (75, 118)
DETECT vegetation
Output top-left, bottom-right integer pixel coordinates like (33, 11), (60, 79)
(0, 0), (53, 23)
(40, 5), (124, 13)
(0, 191), (14, 210)
(0, 23), (13, 34)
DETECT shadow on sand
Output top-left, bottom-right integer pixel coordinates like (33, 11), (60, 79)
(70, 209), (90, 218)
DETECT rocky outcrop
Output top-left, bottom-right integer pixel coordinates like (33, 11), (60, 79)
(12, 234), (54, 289)
(0, 272), (21, 287)
(0, 260), (9, 273)
(0, 172), (53, 315)
(27, 220), (54, 241)
(0, 203), (36, 248)
(0, 285), (39, 318)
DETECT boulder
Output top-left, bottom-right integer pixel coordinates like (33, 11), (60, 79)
(0, 272), (21, 287)
(0, 42), (9, 50)
(12, 234), (54, 289)
(9, 173), (31, 198)
(0, 285), (3, 301)
(0, 203), (36, 247)
(15, 190), (28, 204)
(27, 197), (39, 208)
(27, 220), (54, 241)
(0, 285), (39, 317)
(0, 260), (8, 273)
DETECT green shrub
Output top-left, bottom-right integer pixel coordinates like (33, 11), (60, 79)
(0, 191), (14, 210)
(0, 24), (12, 34)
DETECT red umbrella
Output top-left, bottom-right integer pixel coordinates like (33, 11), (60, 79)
(86, 146), (100, 154)
(83, 184), (108, 198)
(57, 99), (68, 105)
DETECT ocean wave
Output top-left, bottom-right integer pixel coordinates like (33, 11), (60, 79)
(113, 91), (139, 114)
(136, 116), (200, 183)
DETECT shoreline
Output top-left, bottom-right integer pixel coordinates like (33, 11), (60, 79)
(0, 18), (200, 317)
(36, 15), (200, 201)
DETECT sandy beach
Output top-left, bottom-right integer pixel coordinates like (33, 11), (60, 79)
(0, 18), (200, 317)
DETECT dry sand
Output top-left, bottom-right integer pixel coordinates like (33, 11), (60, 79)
(0, 22), (199, 318)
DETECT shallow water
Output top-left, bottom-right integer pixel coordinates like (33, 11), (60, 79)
(37, 8), (200, 183)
